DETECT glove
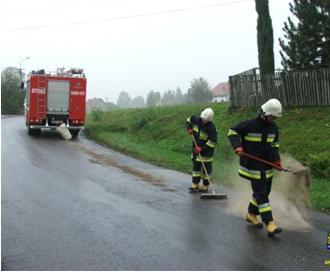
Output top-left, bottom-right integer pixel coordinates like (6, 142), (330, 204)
(235, 147), (244, 156)
(274, 161), (283, 171)
(187, 128), (193, 135)
(194, 146), (202, 154)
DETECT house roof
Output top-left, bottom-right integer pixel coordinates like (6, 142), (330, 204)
(212, 82), (229, 97)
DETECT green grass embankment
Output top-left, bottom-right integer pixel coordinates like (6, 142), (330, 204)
(85, 103), (330, 212)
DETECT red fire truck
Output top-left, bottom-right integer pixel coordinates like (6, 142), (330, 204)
(24, 68), (87, 137)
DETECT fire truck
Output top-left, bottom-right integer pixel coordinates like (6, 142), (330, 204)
(24, 68), (86, 137)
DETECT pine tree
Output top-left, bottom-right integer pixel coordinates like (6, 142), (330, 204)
(317, 1), (330, 67)
(255, 0), (275, 76)
(279, 0), (330, 70)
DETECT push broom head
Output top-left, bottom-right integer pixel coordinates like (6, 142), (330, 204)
(291, 166), (309, 175)
(290, 166), (311, 188)
(200, 192), (227, 200)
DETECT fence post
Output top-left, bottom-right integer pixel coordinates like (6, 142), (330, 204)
(229, 76), (234, 108)
(280, 71), (288, 107)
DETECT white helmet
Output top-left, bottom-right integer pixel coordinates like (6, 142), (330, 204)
(261, 98), (282, 117)
(200, 107), (214, 122)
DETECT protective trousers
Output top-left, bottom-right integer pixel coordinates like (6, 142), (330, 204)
(192, 158), (212, 186)
(248, 173), (273, 224)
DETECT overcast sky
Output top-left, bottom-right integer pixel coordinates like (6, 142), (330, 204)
(1, 0), (291, 103)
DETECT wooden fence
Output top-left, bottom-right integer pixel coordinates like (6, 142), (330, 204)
(229, 67), (330, 107)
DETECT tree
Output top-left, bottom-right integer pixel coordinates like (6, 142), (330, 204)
(1, 67), (24, 114)
(174, 87), (185, 105)
(279, 0), (330, 70)
(131, 96), (145, 108)
(161, 90), (176, 106)
(146, 90), (161, 107)
(318, 1), (330, 66)
(186, 78), (212, 104)
(255, 0), (275, 76)
(116, 91), (131, 108)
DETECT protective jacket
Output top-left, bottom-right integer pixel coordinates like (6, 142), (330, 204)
(227, 115), (280, 181)
(186, 115), (217, 162)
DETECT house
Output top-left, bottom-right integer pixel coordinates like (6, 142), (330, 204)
(212, 82), (229, 102)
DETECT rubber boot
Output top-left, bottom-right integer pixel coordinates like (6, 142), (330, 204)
(199, 184), (209, 193)
(246, 213), (263, 228)
(267, 221), (282, 236)
(189, 183), (199, 192)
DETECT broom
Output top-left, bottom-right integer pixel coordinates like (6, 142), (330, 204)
(242, 152), (311, 187)
(192, 135), (227, 200)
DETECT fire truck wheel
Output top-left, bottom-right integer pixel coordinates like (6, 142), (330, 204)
(28, 126), (34, 136)
(28, 127), (41, 136)
(70, 129), (80, 138)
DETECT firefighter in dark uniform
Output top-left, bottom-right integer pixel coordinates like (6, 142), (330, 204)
(186, 108), (217, 192)
(228, 99), (283, 236)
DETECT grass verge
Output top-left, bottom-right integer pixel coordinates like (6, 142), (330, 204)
(85, 103), (330, 212)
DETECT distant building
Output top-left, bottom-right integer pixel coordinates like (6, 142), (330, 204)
(212, 82), (229, 102)
(86, 98), (116, 112)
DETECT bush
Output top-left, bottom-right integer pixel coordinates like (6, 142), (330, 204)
(90, 108), (104, 121)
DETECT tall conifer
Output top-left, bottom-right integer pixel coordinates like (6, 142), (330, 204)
(279, 0), (330, 70)
(255, 0), (275, 76)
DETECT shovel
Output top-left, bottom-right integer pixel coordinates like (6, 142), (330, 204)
(192, 135), (227, 200)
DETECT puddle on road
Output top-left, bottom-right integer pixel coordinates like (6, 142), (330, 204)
(70, 142), (176, 192)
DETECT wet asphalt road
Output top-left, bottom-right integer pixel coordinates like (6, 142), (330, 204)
(1, 116), (330, 271)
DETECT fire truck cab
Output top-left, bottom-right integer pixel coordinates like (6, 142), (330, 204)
(24, 68), (87, 137)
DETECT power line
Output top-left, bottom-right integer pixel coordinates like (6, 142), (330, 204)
(0, 0), (253, 32)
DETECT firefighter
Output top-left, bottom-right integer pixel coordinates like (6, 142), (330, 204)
(186, 108), (217, 192)
(227, 98), (283, 236)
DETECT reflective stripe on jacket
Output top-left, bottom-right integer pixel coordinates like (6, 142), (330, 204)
(186, 115), (217, 159)
(227, 115), (280, 181)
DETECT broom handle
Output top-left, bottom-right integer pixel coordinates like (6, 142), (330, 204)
(192, 134), (216, 194)
(242, 151), (289, 172)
